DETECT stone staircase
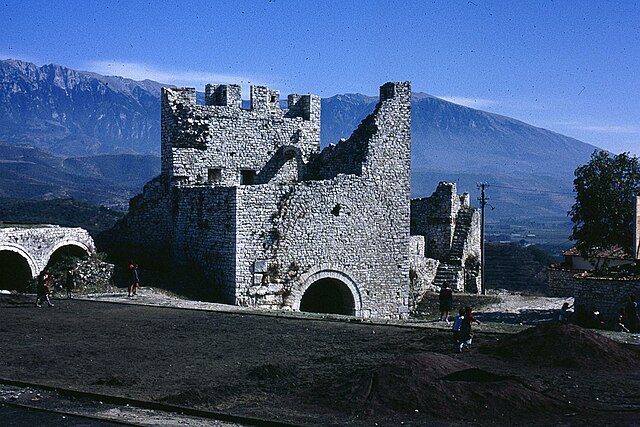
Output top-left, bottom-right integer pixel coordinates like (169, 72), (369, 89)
(448, 207), (474, 263)
(431, 262), (463, 289)
(431, 208), (474, 291)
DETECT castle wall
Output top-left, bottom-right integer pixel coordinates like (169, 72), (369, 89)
(161, 86), (320, 187)
(409, 182), (482, 294)
(410, 182), (461, 260)
(108, 81), (412, 318)
(229, 82), (412, 318)
(99, 177), (173, 265)
(172, 186), (238, 303)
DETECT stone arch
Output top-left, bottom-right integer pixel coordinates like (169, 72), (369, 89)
(290, 264), (362, 316)
(45, 240), (91, 267)
(0, 245), (37, 292)
(0, 244), (37, 278)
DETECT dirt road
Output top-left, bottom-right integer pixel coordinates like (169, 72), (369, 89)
(1, 295), (638, 425)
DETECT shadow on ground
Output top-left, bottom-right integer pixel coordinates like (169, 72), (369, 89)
(476, 309), (558, 325)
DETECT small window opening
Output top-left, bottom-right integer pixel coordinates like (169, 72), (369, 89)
(270, 95), (277, 103)
(241, 170), (256, 185)
(208, 168), (222, 183)
(331, 204), (341, 216)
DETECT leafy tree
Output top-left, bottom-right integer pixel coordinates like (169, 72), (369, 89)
(569, 150), (640, 258)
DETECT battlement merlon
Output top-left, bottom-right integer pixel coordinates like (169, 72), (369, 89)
(163, 84), (320, 121)
(205, 84), (242, 108)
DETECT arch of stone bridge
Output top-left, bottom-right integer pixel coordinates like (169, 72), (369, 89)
(0, 244), (37, 278)
(289, 264), (362, 317)
(45, 240), (92, 267)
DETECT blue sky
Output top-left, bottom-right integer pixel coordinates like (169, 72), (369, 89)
(1, 0), (639, 154)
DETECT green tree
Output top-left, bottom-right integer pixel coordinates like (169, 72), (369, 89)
(569, 150), (640, 258)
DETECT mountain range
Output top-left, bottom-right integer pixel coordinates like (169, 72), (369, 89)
(0, 59), (599, 220)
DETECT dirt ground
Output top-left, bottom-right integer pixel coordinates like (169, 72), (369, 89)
(1, 295), (639, 426)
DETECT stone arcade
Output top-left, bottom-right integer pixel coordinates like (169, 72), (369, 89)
(0, 225), (95, 290)
(108, 81), (481, 319)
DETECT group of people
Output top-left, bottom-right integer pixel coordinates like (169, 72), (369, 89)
(438, 284), (482, 352)
(559, 295), (640, 333)
(35, 268), (76, 307)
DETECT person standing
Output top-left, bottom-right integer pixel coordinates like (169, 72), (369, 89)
(35, 270), (54, 307)
(65, 268), (76, 299)
(452, 307), (465, 344)
(439, 284), (453, 323)
(128, 261), (140, 297)
(458, 306), (480, 353)
(558, 302), (573, 323)
(624, 295), (640, 333)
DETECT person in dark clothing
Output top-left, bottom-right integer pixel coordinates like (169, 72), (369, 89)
(452, 307), (465, 343)
(128, 261), (140, 297)
(624, 295), (640, 332)
(35, 270), (54, 307)
(65, 268), (76, 299)
(574, 304), (588, 327)
(458, 306), (481, 352)
(439, 284), (453, 322)
(558, 302), (573, 323)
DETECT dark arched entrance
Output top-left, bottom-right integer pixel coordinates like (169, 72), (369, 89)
(299, 278), (356, 315)
(0, 251), (33, 292)
(46, 244), (88, 268)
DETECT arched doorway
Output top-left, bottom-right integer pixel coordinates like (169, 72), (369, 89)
(299, 278), (356, 315)
(46, 244), (89, 269)
(0, 250), (33, 292)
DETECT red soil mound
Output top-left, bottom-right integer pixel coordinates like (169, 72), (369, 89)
(317, 352), (565, 421)
(480, 323), (640, 370)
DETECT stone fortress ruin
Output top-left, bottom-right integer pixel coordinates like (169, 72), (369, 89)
(108, 81), (481, 319)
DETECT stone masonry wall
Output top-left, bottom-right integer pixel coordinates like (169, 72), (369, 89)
(547, 267), (581, 297)
(548, 267), (640, 322)
(161, 85), (320, 187)
(231, 82), (412, 319)
(171, 186), (238, 303)
(109, 81), (411, 319)
(410, 182), (461, 260)
(409, 182), (481, 294)
(574, 278), (640, 322)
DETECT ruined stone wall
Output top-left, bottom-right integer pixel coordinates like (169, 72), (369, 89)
(231, 82), (412, 319)
(410, 182), (461, 260)
(161, 86), (320, 187)
(409, 182), (481, 293)
(99, 177), (173, 265)
(409, 236), (440, 308)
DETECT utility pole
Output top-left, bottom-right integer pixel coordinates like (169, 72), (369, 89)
(478, 183), (487, 295)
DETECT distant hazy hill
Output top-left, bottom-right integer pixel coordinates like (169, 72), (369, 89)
(0, 143), (159, 208)
(0, 59), (600, 219)
(322, 92), (597, 220)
